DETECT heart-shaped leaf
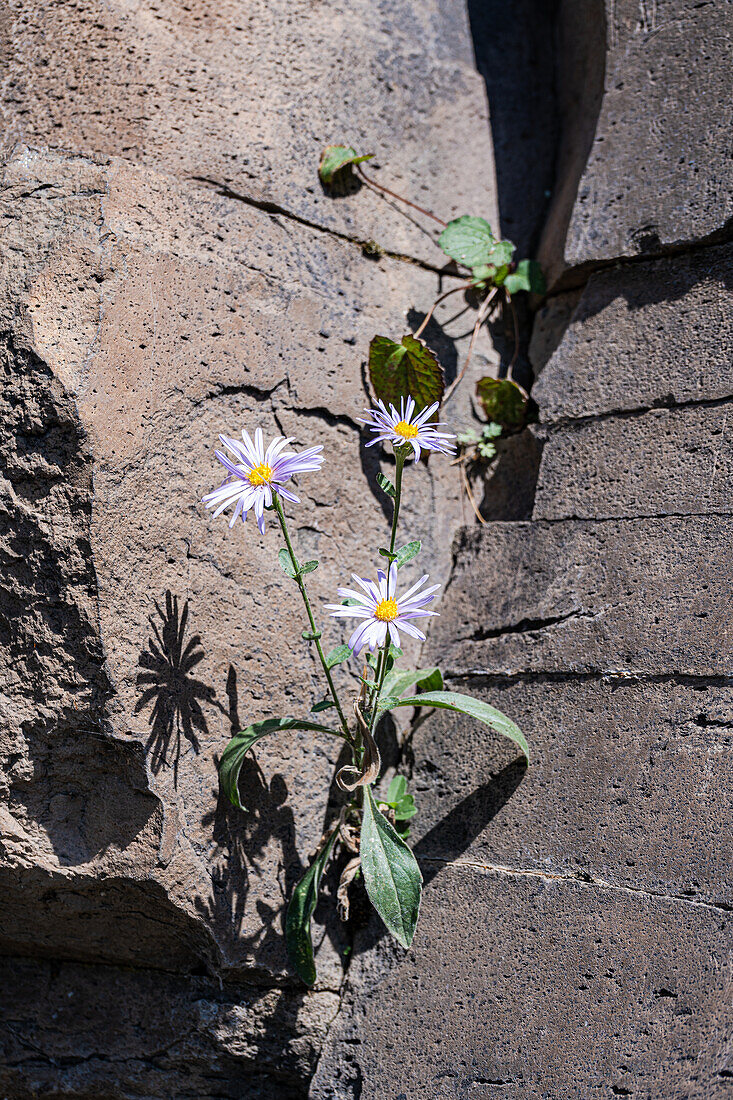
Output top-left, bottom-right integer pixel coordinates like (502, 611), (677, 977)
(438, 215), (495, 267)
(219, 718), (342, 810)
(390, 690), (529, 760)
(360, 786), (422, 948)
(476, 377), (527, 430)
(504, 259), (546, 296)
(319, 145), (374, 186)
(286, 828), (339, 985)
(369, 334), (444, 414)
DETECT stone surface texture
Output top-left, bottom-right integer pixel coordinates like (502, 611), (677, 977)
(312, 3), (733, 1098)
(2, 1), (732, 1099)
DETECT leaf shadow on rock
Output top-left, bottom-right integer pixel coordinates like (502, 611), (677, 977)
(135, 591), (219, 786)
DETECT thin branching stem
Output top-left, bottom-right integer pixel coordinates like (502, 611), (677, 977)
(507, 292), (520, 372)
(356, 165), (447, 227)
(413, 282), (472, 340)
(443, 287), (499, 404)
(273, 493), (352, 743)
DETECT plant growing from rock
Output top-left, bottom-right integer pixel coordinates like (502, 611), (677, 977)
(203, 401), (528, 985)
(319, 144), (545, 522)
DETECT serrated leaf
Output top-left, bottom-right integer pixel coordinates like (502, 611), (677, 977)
(394, 540), (421, 569)
(489, 240), (516, 267)
(278, 548), (297, 578)
(391, 691), (529, 760)
(220, 718), (341, 810)
(438, 215), (495, 267)
(311, 699), (336, 713)
(381, 666), (444, 700)
(300, 560), (319, 574)
(376, 472), (396, 499)
(386, 775), (407, 803)
(286, 828), (338, 985)
(369, 334), (444, 414)
(475, 377), (527, 430)
(360, 786), (422, 948)
(325, 644), (351, 669)
(504, 258), (546, 296)
(319, 145), (374, 186)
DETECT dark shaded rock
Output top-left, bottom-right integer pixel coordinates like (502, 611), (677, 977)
(533, 244), (733, 421)
(311, 867), (732, 1098)
(428, 517), (732, 676)
(0, 955), (338, 1099)
(534, 403), (733, 520)
(410, 677), (733, 908)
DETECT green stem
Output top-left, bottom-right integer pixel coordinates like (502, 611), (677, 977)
(272, 493), (351, 743)
(389, 450), (406, 555)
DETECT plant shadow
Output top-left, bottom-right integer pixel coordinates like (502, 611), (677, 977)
(135, 591), (219, 786)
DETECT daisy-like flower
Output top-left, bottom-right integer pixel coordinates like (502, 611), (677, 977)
(359, 396), (455, 461)
(202, 428), (324, 533)
(326, 562), (440, 654)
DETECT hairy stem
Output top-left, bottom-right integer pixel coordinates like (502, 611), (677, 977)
(273, 493), (351, 742)
(356, 165), (447, 227)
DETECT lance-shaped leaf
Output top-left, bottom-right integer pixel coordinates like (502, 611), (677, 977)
(394, 540), (421, 569)
(376, 471), (396, 499)
(438, 215), (495, 267)
(360, 786), (422, 948)
(319, 145), (374, 186)
(369, 334), (444, 414)
(325, 644), (351, 670)
(381, 666), (444, 700)
(390, 690), (529, 760)
(220, 718), (342, 810)
(278, 548), (298, 578)
(286, 828), (339, 986)
(476, 377), (527, 430)
(504, 258), (546, 296)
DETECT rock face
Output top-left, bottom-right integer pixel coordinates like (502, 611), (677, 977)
(2, 3), (732, 1100)
(0, 2), (498, 1096)
(311, 3), (733, 1098)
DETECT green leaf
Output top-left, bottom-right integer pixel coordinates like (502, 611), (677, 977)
(391, 690), (529, 760)
(395, 794), (417, 821)
(302, 630), (322, 642)
(286, 828), (339, 985)
(325, 644), (351, 669)
(368, 334), (444, 414)
(475, 377), (527, 430)
(378, 547), (397, 562)
(381, 666), (444, 700)
(489, 239), (516, 267)
(360, 786), (422, 948)
(311, 699), (336, 713)
(220, 718), (341, 810)
(341, 597), (362, 607)
(386, 775), (407, 803)
(278, 548), (297, 578)
(376, 472), (396, 499)
(471, 263), (496, 288)
(438, 215), (495, 267)
(504, 259), (546, 296)
(376, 693), (401, 716)
(319, 145), (374, 186)
(300, 559), (319, 575)
(388, 643), (403, 660)
(394, 540), (421, 569)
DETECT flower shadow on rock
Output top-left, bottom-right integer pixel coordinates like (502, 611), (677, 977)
(135, 591), (218, 786)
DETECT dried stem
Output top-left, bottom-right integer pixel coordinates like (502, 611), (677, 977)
(459, 460), (487, 526)
(443, 287), (499, 404)
(413, 282), (472, 340)
(356, 165), (447, 227)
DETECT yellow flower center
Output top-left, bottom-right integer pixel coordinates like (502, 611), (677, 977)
(394, 419), (418, 440)
(247, 462), (273, 487)
(374, 597), (399, 622)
